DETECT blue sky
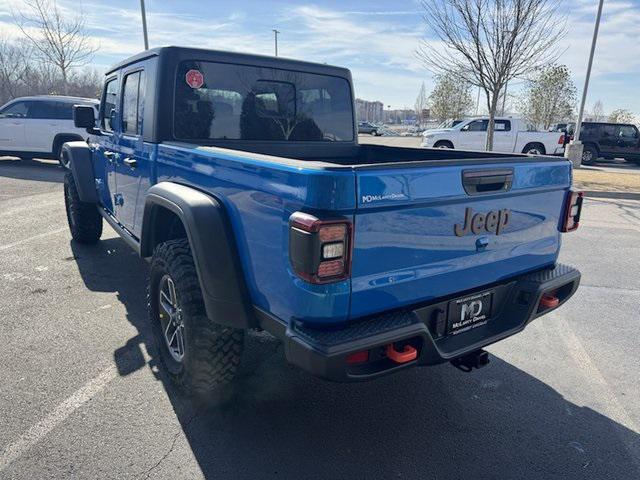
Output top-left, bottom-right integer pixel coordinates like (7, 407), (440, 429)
(1, 0), (640, 115)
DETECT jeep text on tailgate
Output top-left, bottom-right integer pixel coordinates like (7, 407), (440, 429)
(62, 47), (582, 396)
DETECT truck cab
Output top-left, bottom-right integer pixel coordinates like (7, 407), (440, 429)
(63, 47), (582, 396)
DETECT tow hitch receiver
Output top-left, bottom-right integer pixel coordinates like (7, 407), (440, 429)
(451, 349), (490, 372)
(386, 343), (418, 364)
(539, 292), (560, 309)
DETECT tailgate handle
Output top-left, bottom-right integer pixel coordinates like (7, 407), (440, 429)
(462, 169), (513, 195)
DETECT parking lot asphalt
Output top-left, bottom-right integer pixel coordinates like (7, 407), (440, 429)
(0, 157), (639, 480)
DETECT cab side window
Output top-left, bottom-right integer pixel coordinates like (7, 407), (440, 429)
(0, 101), (29, 118)
(618, 125), (638, 139)
(101, 78), (118, 132)
(463, 119), (488, 132)
(121, 70), (146, 136)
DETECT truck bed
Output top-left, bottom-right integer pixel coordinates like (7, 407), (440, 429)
(158, 141), (572, 326)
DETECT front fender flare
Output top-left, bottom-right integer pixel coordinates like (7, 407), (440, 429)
(140, 182), (255, 329)
(62, 141), (98, 203)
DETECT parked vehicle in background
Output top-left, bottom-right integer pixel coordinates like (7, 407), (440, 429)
(63, 46), (581, 397)
(0, 96), (98, 167)
(358, 121), (380, 136)
(421, 117), (566, 155)
(566, 122), (640, 165)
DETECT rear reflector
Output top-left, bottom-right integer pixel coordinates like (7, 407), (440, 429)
(561, 190), (583, 232)
(346, 350), (369, 365)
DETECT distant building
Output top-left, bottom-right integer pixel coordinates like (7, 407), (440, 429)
(384, 108), (417, 125)
(355, 98), (384, 123)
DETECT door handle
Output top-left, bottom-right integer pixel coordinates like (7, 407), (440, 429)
(123, 157), (138, 168)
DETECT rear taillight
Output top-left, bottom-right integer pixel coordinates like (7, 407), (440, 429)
(561, 190), (583, 232)
(289, 212), (352, 284)
(558, 134), (565, 145)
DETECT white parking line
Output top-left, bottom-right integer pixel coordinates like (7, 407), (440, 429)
(0, 228), (67, 252)
(0, 366), (118, 473)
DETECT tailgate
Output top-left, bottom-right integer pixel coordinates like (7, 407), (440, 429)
(350, 159), (571, 319)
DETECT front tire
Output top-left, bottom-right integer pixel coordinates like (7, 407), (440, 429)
(64, 172), (102, 244)
(149, 239), (244, 397)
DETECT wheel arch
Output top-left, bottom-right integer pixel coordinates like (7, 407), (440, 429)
(53, 133), (84, 155)
(522, 142), (546, 154)
(583, 141), (600, 155)
(140, 182), (255, 329)
(433, 139), (454, 148)
(62, 141), (99, 203)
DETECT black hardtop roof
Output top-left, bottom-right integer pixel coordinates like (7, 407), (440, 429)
(577, 121), (637, 128)
(106, 46), (351, 78)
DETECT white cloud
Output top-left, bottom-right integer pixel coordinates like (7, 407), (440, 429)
(1, 0), (639, 113)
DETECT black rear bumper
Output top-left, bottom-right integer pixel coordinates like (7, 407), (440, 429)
(256, 263), (580, 382)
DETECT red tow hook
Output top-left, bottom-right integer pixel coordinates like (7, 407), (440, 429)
(540, 293), (560, 309)
(386, 343), (418, 364)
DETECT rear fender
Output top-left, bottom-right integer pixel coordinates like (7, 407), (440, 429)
(62, 141), (98, 203)
(140, 182), (255, 329)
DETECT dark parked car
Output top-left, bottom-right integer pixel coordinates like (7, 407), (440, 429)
(568, 122), (640, 165)
(358, 121), (380, 136)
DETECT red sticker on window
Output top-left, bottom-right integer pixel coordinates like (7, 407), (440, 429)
(185, 69), (204, 89)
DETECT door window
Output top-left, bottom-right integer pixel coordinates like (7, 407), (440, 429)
(0, 101), (29, 118)
(618, 125), (638, 140)
(463, 120), (488, 132)
(602, 125), (616, 137)
(121, 70), (145, 136)
(101, 78), (118, 132)
(27, 101), (73, 120)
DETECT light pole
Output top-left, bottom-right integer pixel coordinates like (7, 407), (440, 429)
(272, 29), (280, 56)
(566, 0), (605, 167)
(140, 0), (149, 50)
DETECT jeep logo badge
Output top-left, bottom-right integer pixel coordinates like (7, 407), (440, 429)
(454, 207), (510, 237)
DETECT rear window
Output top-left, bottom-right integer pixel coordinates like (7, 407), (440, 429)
(173, 61), (354, 142)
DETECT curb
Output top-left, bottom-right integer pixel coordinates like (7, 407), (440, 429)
(583, 190), (640, 201)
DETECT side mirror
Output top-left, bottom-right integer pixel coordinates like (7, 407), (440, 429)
(73, 105), (96, 129)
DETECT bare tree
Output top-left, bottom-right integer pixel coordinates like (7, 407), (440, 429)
(590, 100), (605, 122)
(428, 71), (474, 122)
(414, 82), (429, 126)
(418, 0), (566, 150)
(518, 64), (576, 130)
(13, 0), (97, 94)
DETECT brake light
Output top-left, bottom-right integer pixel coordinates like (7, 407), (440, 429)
(561, 190), (583, 232)
(558, 134), (565, 145)
(289, 212), (352, 284)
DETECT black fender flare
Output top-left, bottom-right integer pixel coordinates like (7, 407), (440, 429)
(140, 182), (255, 329)
(62, 141), (99, 203)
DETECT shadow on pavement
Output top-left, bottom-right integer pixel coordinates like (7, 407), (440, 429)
(71, 237), (640, 480)
(0, 157), (64, 183)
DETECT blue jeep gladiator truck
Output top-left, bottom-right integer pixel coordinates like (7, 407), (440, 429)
(63, 46), (582, 396)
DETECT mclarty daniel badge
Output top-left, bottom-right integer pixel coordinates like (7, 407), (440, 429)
(361, 193), (406, 203)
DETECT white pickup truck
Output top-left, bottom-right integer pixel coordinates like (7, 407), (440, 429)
(421, 117), (565, 155)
